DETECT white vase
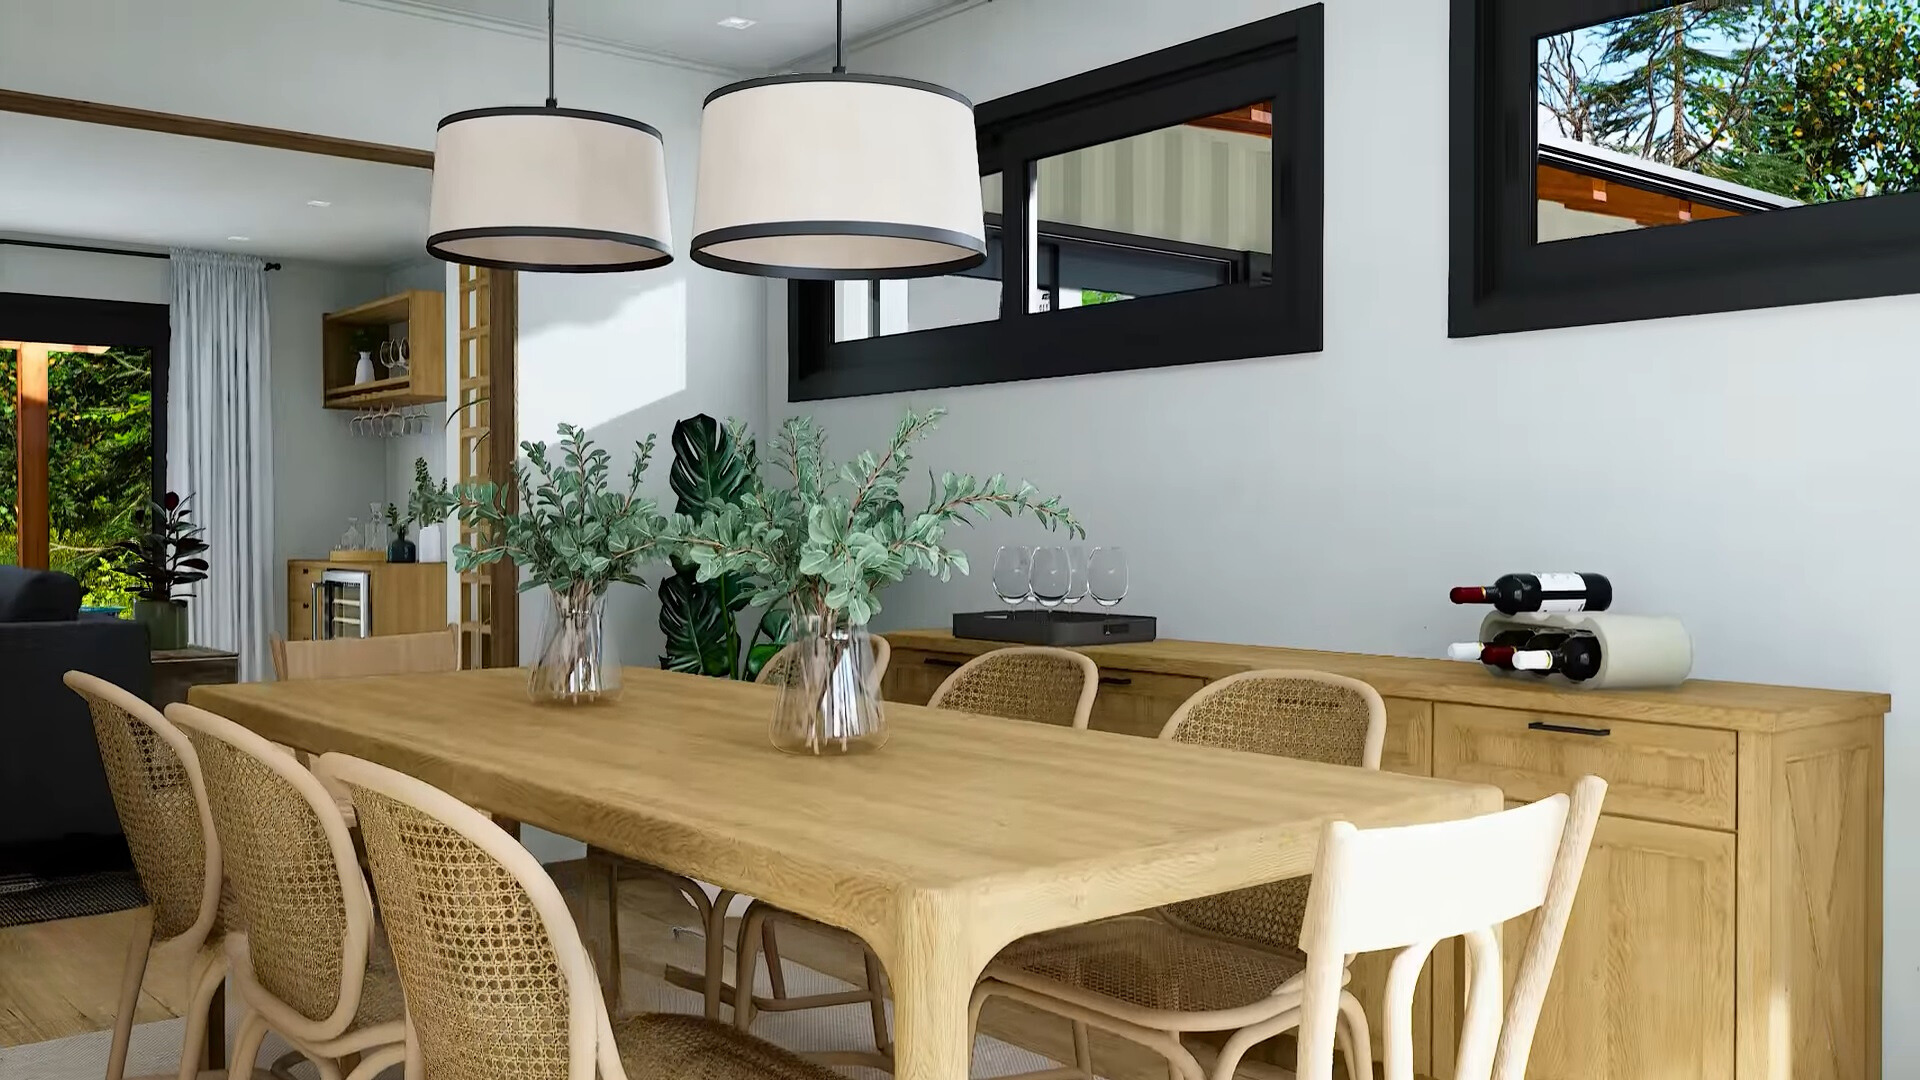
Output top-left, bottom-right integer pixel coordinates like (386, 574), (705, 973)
(417, 523), (444, 563)
(353, 351), (376, 384)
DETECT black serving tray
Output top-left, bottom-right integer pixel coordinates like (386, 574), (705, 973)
(952, 609), (1158, 647)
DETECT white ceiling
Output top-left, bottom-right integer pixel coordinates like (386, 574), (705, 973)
(0, 112), (431, 265)
(378, 0), (979, 72)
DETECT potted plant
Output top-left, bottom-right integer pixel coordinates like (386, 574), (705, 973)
(406, 457), (453, 562)
(669, 408), (1080, 754)
(113, 491), (209, 650)
(451, 425), (667, 705)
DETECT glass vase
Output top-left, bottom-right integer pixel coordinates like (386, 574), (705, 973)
(529, 586), (621, 705)
(771, 612), (887, 755)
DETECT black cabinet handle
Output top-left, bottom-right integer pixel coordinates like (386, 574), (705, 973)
(1528, 721), (1612, 738)
(922, 657), (966, 669)
(1098, 675), (1133, 687)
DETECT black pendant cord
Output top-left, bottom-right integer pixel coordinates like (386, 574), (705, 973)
(545, 0), (558, 107)
(833, 0), (846, 74)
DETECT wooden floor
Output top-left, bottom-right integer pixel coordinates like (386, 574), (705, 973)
(1, 862), (1297, 1080)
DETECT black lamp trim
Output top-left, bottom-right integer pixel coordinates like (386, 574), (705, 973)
(704, 72), (974, 110)
(689, 220), (987, 280)
(426, 226), (674, 274)
(435, 105), (665, 142)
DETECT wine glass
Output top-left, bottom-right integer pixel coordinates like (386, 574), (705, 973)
(1089, 546), (1129, 608)
(1030, 546), (1070, 608)
(1063, 545), (1090, 607)
(992, 546), (1032, 607)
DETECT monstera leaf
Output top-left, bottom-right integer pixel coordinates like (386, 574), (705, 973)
(658, 415), (759, 678)
(743, 605), (793, 681)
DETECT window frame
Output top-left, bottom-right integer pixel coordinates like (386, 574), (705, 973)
(0, 290), (172, 565)
(1451, 0), (1920, 338)
(789, 5), (1324, 401)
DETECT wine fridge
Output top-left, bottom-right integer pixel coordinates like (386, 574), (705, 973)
(311, 568), (372, 639)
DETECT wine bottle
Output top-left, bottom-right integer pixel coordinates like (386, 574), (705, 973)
(1446, 629), (1537, 669)
(1513, 634), (1604, 681)
(1448, 573), (1612, 614)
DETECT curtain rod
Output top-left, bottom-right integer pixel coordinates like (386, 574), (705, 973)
(0, 237), (282, 271)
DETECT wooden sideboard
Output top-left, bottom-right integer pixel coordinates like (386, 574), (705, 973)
(286, 560), (447, 641)
(880, 630), (1888, 1080)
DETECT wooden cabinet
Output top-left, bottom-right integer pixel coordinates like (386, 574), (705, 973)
(880, 630), (1887, 1080)
(286, 559), (447, 641)
(320, 290), (445, 410)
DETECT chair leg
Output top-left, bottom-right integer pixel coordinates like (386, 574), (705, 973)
(175, 950), (228, 1080)
(1071, 1020), (1092, 1080)
(762, 918), (789, 999)
(1337, 990), (1374, 1080)
(230, 1008), (271, 1080)
(862, 946), (892, 1056)
(735, 902), (768, 1030)
(603, 857), (623, 1013)
(705, 889), (737, 1021)
(106, 908), (155, 1080)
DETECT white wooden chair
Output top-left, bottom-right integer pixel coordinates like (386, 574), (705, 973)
(1291, 776), (1609, 1080)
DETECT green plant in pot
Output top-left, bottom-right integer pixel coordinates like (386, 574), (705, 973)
(385, 458), (454, 564)
(657, 415), (792, 681)
(451, 424), (667, 705)
(113, 491), (208, 650)
(668, 408), (1081, 754)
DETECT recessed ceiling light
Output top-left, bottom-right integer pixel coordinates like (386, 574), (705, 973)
(717, 16), (756, 29)
(306, 199), (333, 208)
(226, 235), (251, 242)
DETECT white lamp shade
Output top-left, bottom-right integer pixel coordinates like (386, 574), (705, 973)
(692, 74), (986, 279)
(427, 107), (673, 273)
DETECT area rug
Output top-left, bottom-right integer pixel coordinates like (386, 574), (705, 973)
(0, 918), (1061, 1080)
(0, 869), (147, 929)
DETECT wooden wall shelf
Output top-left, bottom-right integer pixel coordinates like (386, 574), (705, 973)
(321, 289), (445, 410)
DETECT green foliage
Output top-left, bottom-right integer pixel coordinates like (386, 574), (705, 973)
(111, 492), (209, 603)
(405, 457), (454, 532)
(449, 424), (666, 598)
(668, 407), (1082, 628)
(0, 346), (154, 607)
(656, 414), (774, 679)
(1541, 0), (1920, 203)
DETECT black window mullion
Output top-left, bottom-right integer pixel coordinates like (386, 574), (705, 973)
(999, 158), (1034, 323)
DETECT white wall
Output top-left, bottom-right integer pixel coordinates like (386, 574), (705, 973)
(267, 261), (392, 622)
(770, 0), (1919, 1069)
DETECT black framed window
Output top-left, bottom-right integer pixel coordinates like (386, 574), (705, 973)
(791, 6), (1323, 401)
(1453, 0), (1920, 337)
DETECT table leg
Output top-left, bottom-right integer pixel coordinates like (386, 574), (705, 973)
(884, 905), (988, 1080)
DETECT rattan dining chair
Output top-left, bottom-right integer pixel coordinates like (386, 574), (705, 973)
(587, 635), (893, 1022)
(733, 644), (1096, 1069)
(926, 646), (1099, 728)
(166, 702), (407, 1080)
(64, 671), (228, 1080)
(967, 669), (1387, 1080)
(312, 750), (857, 1080)
(1293, 777), (1607, 1080)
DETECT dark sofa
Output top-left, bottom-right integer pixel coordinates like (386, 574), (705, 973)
(0, 565), (150, 876)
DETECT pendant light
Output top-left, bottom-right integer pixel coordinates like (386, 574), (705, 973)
(690, 0), (986, 279)
(426, 0), (672, 273)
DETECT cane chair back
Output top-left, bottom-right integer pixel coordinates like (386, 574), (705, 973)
(64, 672), (221, 945)
(1295, 777), (1608, 1080)
(167, 703), (375, 1040)
(1158, 670), (1386, 955)
(270, 625), (460, 681)
(927, 647), (1099, 729)
(755, 633), (891, 689)
(316, 752), (592, 1080)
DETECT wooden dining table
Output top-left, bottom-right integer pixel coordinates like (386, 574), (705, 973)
(189, 666), (1500, 1080)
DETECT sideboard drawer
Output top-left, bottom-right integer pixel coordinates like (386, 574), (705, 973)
(1433, 704), (1736, 830)
(882, 648), (966, 706)
(1087, 670), (1206, 738)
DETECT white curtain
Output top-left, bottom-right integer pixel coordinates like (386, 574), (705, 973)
(168, 249), (274, 680)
